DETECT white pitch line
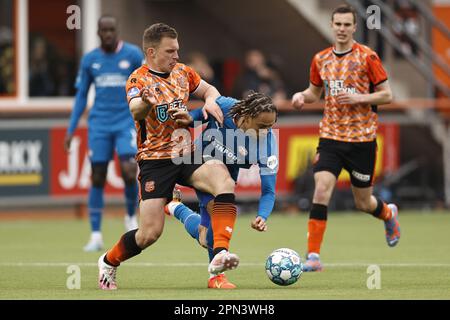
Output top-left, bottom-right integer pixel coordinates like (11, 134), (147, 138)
(1, 262), (450, 267)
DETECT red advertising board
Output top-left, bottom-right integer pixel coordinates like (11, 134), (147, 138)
(50, 127), (124, 196)
(49, 123), (399, 199)
(275, 122), (399, 194)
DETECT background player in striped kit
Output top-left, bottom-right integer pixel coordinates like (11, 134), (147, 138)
(291, 4), (400, 272)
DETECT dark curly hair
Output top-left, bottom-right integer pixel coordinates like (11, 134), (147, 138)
(228, 91), (278, 120)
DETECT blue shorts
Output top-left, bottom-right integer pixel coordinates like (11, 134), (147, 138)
(88, 126), (137, 163)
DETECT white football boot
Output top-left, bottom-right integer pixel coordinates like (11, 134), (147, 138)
(83, 232), (104, 252)
(98, 253), (118, 290)
(208, 250), (240, 275)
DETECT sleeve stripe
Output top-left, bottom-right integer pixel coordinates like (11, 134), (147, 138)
(128, 96), (141, 103)
(310, 80), (322, 87)
(190, 79), (203, 94)
(373, 78), (388, 87)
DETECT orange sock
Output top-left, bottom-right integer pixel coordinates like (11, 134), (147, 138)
(372, 198), (392, 221)
(106, 241), (126, 267)
(105, 229), (142, 267)
(211, 194), (237, 252)
(378, 202), (393, 221)
(307, 219), (327, 255)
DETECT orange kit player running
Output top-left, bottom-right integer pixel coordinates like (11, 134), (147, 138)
(291, 4), (400, 272)
(97, 23), (239, 289)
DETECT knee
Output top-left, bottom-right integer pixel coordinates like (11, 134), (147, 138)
(313, 183), (332, 204)
(121, 164), (137, 186)
(91, 164), (108, 187)
(215, 177), (235, 195)
(122, 169), (137, 186)
(136, 228), (162, 249)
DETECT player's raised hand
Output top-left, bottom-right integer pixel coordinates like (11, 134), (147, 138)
(64, 134), (73, 153)
(140, 87), (157, 107)
(336, 92), (362, 105)
(251, 216), (267, 232)
(291, 92), (305, 110)
(168, 108), (193, 127)
(203, 101), (224, 125)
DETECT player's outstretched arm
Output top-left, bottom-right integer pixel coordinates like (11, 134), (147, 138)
(192, 80), (224, 124)
(65, 57), (92, 152)
(251, 174), (277, 232)
(291, 83), (323, 110)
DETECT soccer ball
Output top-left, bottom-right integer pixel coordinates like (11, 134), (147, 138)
(265, 248), (303, 286)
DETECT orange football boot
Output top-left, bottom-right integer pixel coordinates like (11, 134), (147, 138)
(207, 273), (236, 289)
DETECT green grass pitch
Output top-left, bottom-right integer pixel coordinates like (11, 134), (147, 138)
(1, 211), (449, 299)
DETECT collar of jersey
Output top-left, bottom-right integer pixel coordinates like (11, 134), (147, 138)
(145, 65), (171, 79)
(332, 42), (356, 58)
(100, 40), (123, 55)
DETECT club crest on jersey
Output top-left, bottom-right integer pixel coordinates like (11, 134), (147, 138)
(145, 181), (155, 192)
(156, 99), (186, 123)
(119, 60), (130, 69)
(156, 105), (169, 122)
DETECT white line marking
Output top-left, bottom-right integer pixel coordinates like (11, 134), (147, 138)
(1, 262), (450, 267)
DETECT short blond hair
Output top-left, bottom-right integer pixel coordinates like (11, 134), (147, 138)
(142, 23), (178, 53)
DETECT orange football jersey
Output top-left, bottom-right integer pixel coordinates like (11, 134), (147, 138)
(310, 42), (388, 142)
(126, 63), (201, 160)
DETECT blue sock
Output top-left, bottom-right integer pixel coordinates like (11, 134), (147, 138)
(174, 204), (200, 240)
(197, 203), (214, 262)
(206, 225), (214, 262)
(200, 205), (211, 227)
(88, 186), (104, 232)
(124, 182), (138, 217)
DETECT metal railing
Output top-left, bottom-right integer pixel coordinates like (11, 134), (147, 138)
(346, 0), (450, 97)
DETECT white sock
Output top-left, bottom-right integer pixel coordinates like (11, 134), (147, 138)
(308, 252), (320, 259)
(91, 231), (102, 242)
(167, 201), (182, 216)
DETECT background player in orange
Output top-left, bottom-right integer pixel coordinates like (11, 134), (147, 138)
(291, 4), (401, 272)
(97, 23), (240, 289)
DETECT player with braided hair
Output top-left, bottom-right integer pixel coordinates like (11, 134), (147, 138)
(227, 92), (277, 120)
(165, 92), (279, 289)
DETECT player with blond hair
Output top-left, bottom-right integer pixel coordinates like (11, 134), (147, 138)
(97, 23), (240, 289)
